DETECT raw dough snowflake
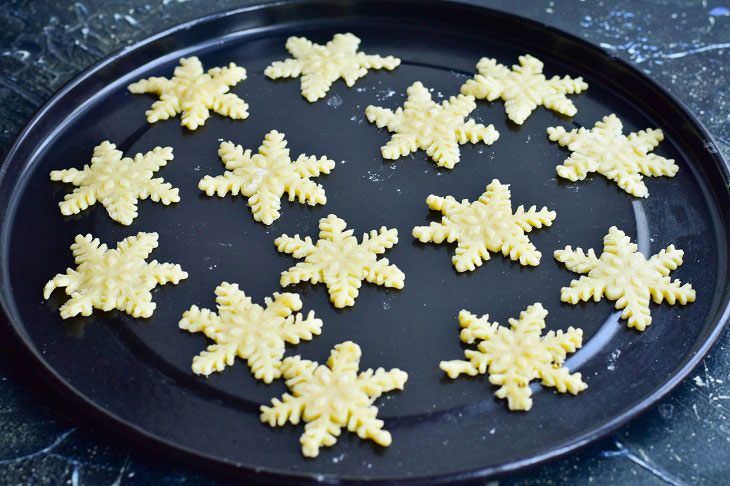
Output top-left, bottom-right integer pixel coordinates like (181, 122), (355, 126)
(548, 114), (678, 197)
(276, 214), (404, 308)
(44, 232), (187, 319)
(128, 56), (248, 130)
(555, 226), (696, 331)
(440, 303), (586, 411)
(50, 141), (179, 226)
(412, 179), (556, 271)
(265, 33), (400, 102)
(460, 54), (588, 125)
(366, 81), (499, 169)
(199, 130), (335, 226)
(179, 282), (322, 383)
(260, 341), (408, 457)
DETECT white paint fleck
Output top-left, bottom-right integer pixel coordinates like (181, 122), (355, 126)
(2, 50), (30, 61)
(709, 7), (730, 16)
(660, 43), (730, 60)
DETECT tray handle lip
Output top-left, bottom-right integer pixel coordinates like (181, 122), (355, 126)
(0, 0), (728, 483)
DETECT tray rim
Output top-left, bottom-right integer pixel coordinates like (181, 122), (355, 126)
(1, 0), (729, 483)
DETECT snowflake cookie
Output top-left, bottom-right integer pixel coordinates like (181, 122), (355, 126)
(412, 179), (556, 271)
(555, 226), (696, 331)
(128, 56), (248, 130)
(276, 214), (404, 308)
(199, 130), (335, 226)
(548, 114), (678, 197)
(44, 232), (187, 319)
(261, 341), (408, 457)
(50, 141), (179, 226)
(365, 81), (499, 169)
(179, 283), (322, 383)
(460, 54), (588, 125)
(440, 303), (586, 411)
(265, 33), (400, 102)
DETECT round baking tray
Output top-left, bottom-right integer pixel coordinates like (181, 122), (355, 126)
(1, 0), (729, 483)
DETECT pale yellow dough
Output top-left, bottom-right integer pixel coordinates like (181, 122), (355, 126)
(50, 141), (179, 226)
(548, 114), (678, 197)
(412, 179), (556, 271)
(366, 81), (499, 168)
(461, 54), (588, 125)
(265, 33), (400, 102)
(276, 214), (404, 308)
(44, 232), (187, 319)
(199, 130), (335, 226)
(440, 303), (586, 411)
(179, 282), (322, 384)
(555, 226), (696, 331)
(260, 341), (408, 458)
(128, 56), (248, 130)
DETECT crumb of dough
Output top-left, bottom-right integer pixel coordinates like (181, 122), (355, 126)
(179, 282), (322, 383)
(276, 214), (404, 308)
(50, 141), (179, 225)
(555, 226), (695, 331)
(461, 54), (587, 125)
(413, 179), (555, 271)
(265, 33), (400, 102)
(198, 130), (335, 225)
(366, 81), (499, 168)
(43, 232), (187, 319)
(440, 303), (586, 411)
(128, 56), (248, 130)
(260, 341), (407, 457)
(548, 114), (678, 197)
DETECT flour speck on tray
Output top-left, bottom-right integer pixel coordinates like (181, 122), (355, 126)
(326, 94), (343, 108)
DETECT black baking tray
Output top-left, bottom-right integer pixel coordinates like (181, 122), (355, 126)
(1, 0), (729, 483)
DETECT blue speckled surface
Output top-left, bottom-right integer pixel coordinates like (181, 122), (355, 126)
(0, 1), (728, 484)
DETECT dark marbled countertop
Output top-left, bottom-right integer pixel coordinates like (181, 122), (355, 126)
(1, 0), (728, 484)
